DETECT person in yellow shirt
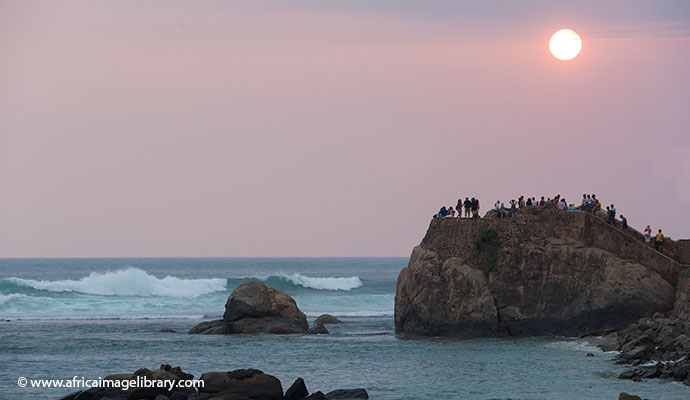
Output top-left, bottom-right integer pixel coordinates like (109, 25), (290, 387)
(654, 229), (664, 252)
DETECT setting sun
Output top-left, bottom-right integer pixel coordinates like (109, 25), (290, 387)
(549, 29), (582, 60)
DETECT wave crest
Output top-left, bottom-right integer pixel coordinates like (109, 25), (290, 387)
(263, 274), (362, 291)
(5, 268), (227, 298)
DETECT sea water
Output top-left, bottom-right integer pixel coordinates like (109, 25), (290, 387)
(0, 258), (688, 400)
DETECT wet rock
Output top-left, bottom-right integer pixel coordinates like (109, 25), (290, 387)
(188, 320), (229, 335)
(198, 369), (282, 400)
(618, 393), (641, 400)
(284, 377), (309, 400)
(314, 314), (343, 325)
(307, 324), (330, 334)
(160, 328), (176, 333)
(324, 389), (369, 399)
(618, 370), (637, 380)
(672, 366), (687, 380)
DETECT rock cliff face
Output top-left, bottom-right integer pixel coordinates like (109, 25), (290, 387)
(395, 207), (686, 337)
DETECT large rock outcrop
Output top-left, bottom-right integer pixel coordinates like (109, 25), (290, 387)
(395, 207), (685, 337)
(190, 280), (309, 334)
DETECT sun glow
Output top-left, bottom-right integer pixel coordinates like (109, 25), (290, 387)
(549, 29), (582, 61)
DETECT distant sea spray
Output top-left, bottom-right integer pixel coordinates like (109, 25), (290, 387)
(0, 267), (385, 320)
(1, 267), (363, 298)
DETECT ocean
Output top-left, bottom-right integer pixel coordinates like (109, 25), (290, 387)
(0, 258), (687, 400)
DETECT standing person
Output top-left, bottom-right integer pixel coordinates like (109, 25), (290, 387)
(655, 229), (664, 252)
(526, 197), (532, 206)
(545, 198), (553, 208)
(519, 196), (525, 208)
(464, 197), (472, 218)
(644, 225), (652, 245)
(540, 196), (545, 206)
(610, 204), (616, 226)
(509, 199), (518, 215)
(471, 198), (480, 218)
(606, 206), (612, 223)
(456, 199), (464, 218)
(494, 200), (501, 217)
(593, 195), (601, 215)
(621, 215), (628, 230)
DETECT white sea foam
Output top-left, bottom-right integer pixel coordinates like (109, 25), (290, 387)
(7, 268), (227, 297)
(277, 274), (362, 291)
(0, 293), (23, 305)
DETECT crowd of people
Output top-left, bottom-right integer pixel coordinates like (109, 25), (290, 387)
(436, 197), (481, 219)
(434, 193), (667, 253)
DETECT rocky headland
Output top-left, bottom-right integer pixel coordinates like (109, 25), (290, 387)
(395, 207), (689, 337)
(59, 364), (368, 400)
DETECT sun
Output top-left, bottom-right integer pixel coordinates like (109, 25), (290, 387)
(549, 29), (582, 61)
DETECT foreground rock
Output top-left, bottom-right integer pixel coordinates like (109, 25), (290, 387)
(199, 369), (282, 399)
(189, 281), (309, 334)
(60, 364), (195, 400)
(608, 312), (690, 386)
(60, 366), (368, 400)
(396, 207), (681, 337)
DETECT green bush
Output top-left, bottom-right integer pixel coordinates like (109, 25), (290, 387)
(473, 228), (501, 273)
(681, 268), (690, 277)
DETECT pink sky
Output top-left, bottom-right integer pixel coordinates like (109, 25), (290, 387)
(1, 1), (689, 257)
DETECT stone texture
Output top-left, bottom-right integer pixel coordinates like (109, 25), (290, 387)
(673, 276), (690, 323)
(395, 207), (677, 337)
(189, 281), (309, 334)
(284, 377), (309, 400)
(306, 324), (329, 334)
(314, 314), (343, 325)
(199, 369), (283, 399)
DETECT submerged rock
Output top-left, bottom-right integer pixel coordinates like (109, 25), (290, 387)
(189, 280), (309, 334)
(324, 388), (369, 399)
(307, 324), (330, 334)
(314, 314), (344, 325)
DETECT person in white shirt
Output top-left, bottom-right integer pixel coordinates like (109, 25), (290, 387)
(644, 225), (652, 244)
(557, 199), (567, 210)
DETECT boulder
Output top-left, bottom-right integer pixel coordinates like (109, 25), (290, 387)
(619, 394), (641, 400)
(307, 324), (329, 334)
(169, 392), (188, 400)
(314, 314), (343, 325)
(597, 332), (619, 352)
(160, 328), (176, 333)
(189, 281), (309, 334)
(304, 392), (326, 400)
(396, 209), (677, 337)
(284, 377), (309, 400)
(198, 369), (283, 400)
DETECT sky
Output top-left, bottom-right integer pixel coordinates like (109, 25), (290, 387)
(1, 1), (689, 257)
